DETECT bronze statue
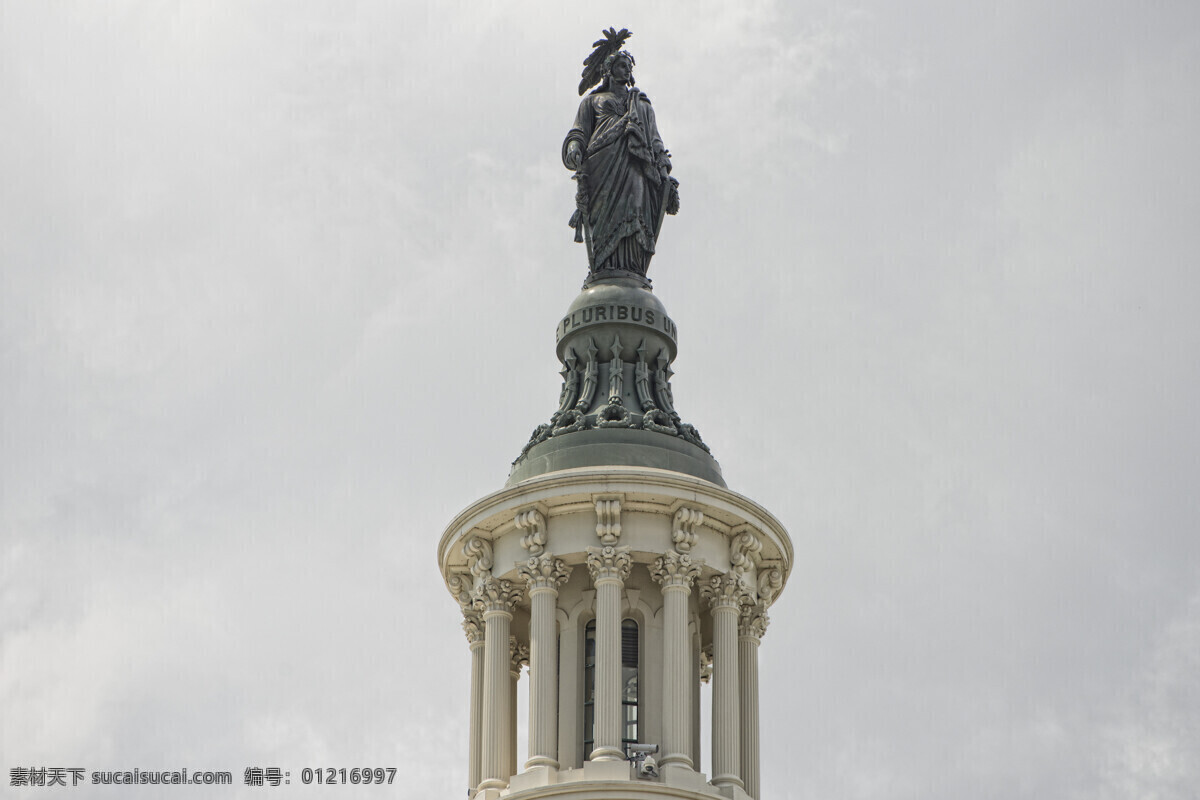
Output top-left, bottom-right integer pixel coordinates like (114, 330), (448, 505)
(564, 29), (679, 282)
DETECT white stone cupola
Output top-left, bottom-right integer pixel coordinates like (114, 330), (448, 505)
(438, 275), (793, 800)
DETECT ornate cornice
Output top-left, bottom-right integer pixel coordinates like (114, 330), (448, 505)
(585, 545), (633, 584)
(702, 572), (752, 611)
(472, 577), (522, 616)
(650, 550), (704, 590)
(517, 554), (572, 593)
(514, 508), (547, 555)
(672, 506), (703, 553)
(594, 496), (622, 544)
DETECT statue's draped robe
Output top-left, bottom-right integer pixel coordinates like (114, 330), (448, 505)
(564, 88), (670, 275)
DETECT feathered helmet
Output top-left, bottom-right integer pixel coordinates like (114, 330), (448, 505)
(578, 27), (634, 95)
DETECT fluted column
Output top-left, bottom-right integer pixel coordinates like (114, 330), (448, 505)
(586, 545), (632, 761)
(463, 613), (486, 794)
(474, 578), (522, 791)
(508, 638), (528, 778)
(651, 551), (703, 769)
(704, 573), (747, 790)
(739, 602), (768, 799)
(518, 554), (571, 769)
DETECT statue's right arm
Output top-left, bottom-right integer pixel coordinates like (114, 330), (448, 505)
(562, 97), (595, 170)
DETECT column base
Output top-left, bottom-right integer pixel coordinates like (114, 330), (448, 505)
(588, 745), (626, 762)
(508, 766), (558, 792)
(662, 763), (709, 793)
(710, 773), (745, 791)
(582, 759), (633, 782)
(659, 753), (695, 770)
(523, 756), (559, 770)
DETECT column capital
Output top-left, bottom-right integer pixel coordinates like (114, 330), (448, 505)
(672, 506), (704, 553)
(517, 554), (571, 594)
(702, 572), (753, 612)
(739, 601), (770, 641)
(650, 551), (704, 591)
(473, 577), (522, 617)
(586, 545), (633, 585)
(514, 508), (547, 555)
(509, 636), (530, 673)
(462, 610), (485, 646)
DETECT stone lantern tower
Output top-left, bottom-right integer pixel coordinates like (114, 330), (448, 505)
(436, 29), (793, 800)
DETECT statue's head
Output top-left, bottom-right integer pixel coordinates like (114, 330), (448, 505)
(602, 51), (636, 87)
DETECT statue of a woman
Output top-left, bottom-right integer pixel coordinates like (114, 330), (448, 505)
(564, 29), (679, 281)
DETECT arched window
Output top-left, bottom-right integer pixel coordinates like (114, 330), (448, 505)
(583, 618), (639, 759)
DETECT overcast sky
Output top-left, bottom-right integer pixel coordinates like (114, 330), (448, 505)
(3, 2), (1199, 798)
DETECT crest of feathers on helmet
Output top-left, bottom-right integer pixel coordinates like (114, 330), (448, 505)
(578, 27), (633, 96)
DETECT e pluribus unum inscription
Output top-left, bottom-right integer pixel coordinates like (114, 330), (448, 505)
(556, 303), (678, 343)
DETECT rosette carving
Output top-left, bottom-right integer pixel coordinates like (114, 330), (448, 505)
(585, 545), (633, 584)
(517, 554), (572, 593)
(650, 550), (704, 590)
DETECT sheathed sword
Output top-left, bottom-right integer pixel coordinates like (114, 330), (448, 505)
(570, 166), (594, 269)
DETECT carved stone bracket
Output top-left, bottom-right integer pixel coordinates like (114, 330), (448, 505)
(699, 645), (713, 683)
(650, 550), (704, 590)
(463, 536), (494, 579)
(594, 497), (622, 544)
(757, 566), (783, 606)
(702, 572), (753, 611)
(514, 509), (547, 555)
(447, 572), (474, 609)
(472, 577), (523, 616)
(729, 528), (763, 578)
(517, 554), (572, 593)
(585, 545), (633, 585)
(672, 507), (704, 552)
